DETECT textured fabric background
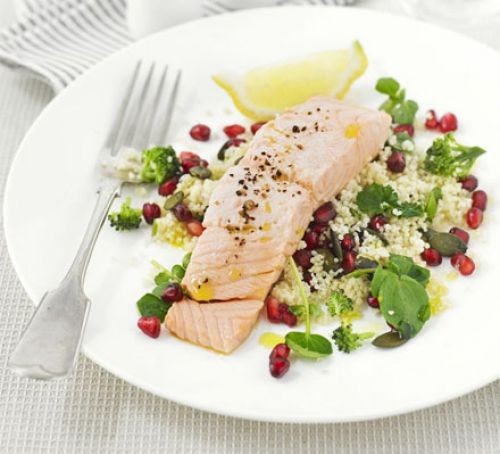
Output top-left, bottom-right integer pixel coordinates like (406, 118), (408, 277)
(0, 0), (499, 452)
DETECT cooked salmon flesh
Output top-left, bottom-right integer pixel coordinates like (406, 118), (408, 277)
(166, 96), (391, 352)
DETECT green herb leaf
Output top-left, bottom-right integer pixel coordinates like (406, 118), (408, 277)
(356, 183), (399, 216)
(285, 332), (333, 359)
(357, 184), (423, 219)
(137, 293), (171, 322)
(154, 271), (172, 286)
(387, 254), (430, 287)
(425, 187), (443, 222)
(375, 77), (400, 98)
(391, 99), (419, 125)
(398, 202), (424, 218)
(375, 273), (429, 339)
(171, 264), (186, 282)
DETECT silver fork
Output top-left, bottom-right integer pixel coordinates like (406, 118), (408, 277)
(8, 60), (181, 380)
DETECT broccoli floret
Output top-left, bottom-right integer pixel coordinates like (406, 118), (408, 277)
(140, 146), (180, 184)
(424, 134), (486, 178)
(332, 323), (374, 353)
(326, 291), (354, 317)
(108, 197), (142, 231)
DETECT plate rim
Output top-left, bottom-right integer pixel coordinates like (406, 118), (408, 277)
(3, 5), (500, 423)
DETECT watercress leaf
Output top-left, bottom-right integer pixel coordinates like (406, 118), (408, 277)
(425, 187), (443, 222)
(391, 99), (419, 125)
(171, 264), (186, 282)
(387, 254), (430, 287)
(137, 293), (171, 322)
(371, 266), (392, 297)
(378, 274), (430, 339)
(375, 77), (400, 97)
(285, 332), (333, 359)
(397, 202), (424, 218)
(154, 271), (171, 286)
(356, 183), (399, 216)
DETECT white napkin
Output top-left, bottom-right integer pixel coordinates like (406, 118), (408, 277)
(0, 0), (356, 92)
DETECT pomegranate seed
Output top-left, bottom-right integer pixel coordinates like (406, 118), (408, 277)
(137, 316), (161, 338)
(269, 357), (290, 378)
(451, 252), (475, 276)
(472, 190), (487, 211)
(393, 124), (414, 137)
(142, 203), (161, 224)
(421, 248), (442, 266)
(450, 251), (463, 267)
(459, 175), (478, 192)
(466, 207), (483, 229)
(369, 214), (388, 232)
(387, 151), (406, 173)
(200, 159), (209, 168)
(304, 231), (320, 249)
(341, 233), (355, 251)
(269, 343), (290, 361)
(180, 151), (201, 162)
(223, 124), (246, 138)
(439, 113), (458, 133)
(266, 296), (281, 323)
(228, 137), (246, 148)
(309, 222), (328, 234)
(449, 227), (470, 245)
(342, 250), (357, 273)
(303, 270), (313, 286)
(158, 177), (178, 196)
(189, 124), (211, 141)
(172, 203), (193, 222)
(313, 202), (336, 224)
(367, 294), (380, 308)
(251, 122), (266, 135)
(161, 283), (183, 303)
(186, 220), (204, 237)
(279, 304), (298, 327)
(180, 151), (202, 174)
(293, 249), (312, 269)
(425, 110), (439, 130)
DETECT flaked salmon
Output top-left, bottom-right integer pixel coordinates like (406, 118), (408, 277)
(168, 96), (391, 353)
(165, 299), (263, 354)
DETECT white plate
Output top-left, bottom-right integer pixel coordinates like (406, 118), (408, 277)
(4, 6), (500, 423)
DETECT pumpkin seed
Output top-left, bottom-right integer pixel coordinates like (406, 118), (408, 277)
(372, 331), (408, 348)
(356, 256), (378, 270)
(217, 140), (232, 161)
(164, 191), (184, 210)
(189, 166), (212, 179)
(365, 228), (389, 246)
(234, 156), (243, 165)
(316, 248), (338, 272)
(330, 231), (343, 261)
(423, 228), (467, 257)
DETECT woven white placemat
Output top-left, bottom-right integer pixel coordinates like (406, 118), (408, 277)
(0, 1), (499, 452)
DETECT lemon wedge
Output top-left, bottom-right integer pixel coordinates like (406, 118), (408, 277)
(213, 41), (368, 121)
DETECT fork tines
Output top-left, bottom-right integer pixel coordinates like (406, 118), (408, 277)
(106, 60), (181, 156)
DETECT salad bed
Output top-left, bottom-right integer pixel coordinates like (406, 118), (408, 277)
(107, 77), (488, 378)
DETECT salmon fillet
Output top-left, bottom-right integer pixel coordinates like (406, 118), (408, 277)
(182, 97), (391, 302)
(165, 299), (263, 354)
(168, 96), (391, 353)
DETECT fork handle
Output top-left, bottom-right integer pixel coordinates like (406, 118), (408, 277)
(8, 181), (121, 380)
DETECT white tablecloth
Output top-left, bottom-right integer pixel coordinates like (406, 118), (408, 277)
(0, 0), (498, 452)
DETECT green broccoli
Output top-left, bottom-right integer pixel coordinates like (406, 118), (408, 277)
(424, 134), (486, 178)
(140, 146), (180, 184)
(332, 323), (374, 353)
(326, 291), (354, 317)
(108, 197), (142, 231)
